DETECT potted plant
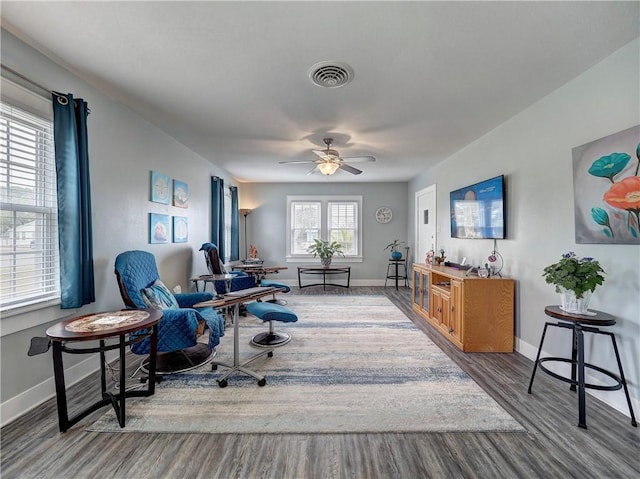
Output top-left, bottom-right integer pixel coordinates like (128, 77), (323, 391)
(308, 239), (344, 267)
(384, 240), (405, 260)
(542, 252), (605, 313)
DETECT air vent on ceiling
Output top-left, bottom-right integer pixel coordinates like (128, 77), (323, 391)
(308, 61), (354, 88)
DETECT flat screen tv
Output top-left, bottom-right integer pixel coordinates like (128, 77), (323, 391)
(450, 175), (506, 239)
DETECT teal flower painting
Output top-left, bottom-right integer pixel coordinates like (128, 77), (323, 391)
(587, 153), (630, 182)
(572, 125), (640, 244)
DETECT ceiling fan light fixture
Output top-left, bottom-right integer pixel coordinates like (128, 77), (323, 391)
(318, 162), (340, 176)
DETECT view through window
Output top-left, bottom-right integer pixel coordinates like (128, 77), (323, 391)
(1, 79), (60, 311)
(287, 195), (362, 260)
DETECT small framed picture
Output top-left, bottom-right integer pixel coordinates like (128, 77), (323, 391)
(150, 171), (171, 204)
(149, 213), (170, 244)
(172, 216), (188, 243)
(172, 179), (189, 208)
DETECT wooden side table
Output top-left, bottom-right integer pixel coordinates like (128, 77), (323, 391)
(527, 305), (637, 429)
(46, 309), (162, 432)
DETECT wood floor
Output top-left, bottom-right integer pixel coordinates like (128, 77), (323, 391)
(2, 287), (638, 479)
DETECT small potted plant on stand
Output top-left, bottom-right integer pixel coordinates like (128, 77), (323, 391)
(308, 239), (344, 267)
(384, 240), (405, 260)
(542, 252), (605, 314)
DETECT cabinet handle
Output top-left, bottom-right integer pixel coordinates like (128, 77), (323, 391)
(449, 328), (454, 334)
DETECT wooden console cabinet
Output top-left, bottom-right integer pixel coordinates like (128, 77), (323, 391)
(412, 264), (514, 352)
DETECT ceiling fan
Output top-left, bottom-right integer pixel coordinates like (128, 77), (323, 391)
(279, 138), (375, 175)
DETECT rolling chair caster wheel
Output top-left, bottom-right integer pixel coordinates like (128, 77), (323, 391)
(211, 364), (218, 371)
(217, 379), (228, 388)
(258, 378), (266, 387)
(268, 351), (274, 358)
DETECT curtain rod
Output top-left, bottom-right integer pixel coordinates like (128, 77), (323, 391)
(1, 63), (91, 113)
(1, 63), (51, 95)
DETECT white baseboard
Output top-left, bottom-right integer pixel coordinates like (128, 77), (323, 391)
(515, 337), (639, 421)
(1, 355), (100, 427)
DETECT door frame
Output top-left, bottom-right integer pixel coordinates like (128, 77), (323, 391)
(414, 184), (437, 268)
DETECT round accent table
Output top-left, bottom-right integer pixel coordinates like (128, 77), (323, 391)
(46, 309), (162, 432)
(385, 259), (408, 290)
(527, 305), (637, 429)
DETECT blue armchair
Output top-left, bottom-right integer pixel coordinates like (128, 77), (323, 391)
(114, 250), (225, 373)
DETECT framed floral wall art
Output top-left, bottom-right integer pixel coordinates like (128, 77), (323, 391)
(572, 125), (639, 244)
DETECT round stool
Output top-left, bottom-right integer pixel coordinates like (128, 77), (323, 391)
(527, 305), (637, 429)
(246, 301), (298, 348)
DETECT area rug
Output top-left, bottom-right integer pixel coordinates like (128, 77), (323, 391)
(88, 295), (525, 434)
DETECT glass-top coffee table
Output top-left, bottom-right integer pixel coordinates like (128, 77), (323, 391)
(297, 265), (351, 290)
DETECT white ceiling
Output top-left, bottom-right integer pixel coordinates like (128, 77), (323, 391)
(2, 1), (639, 183)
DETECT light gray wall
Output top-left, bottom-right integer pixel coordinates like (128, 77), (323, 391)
(2, 27), (638, 425)
(0, 30), (237, 420)
(240, 182), (409, 281)
(408, 38), (640, 416)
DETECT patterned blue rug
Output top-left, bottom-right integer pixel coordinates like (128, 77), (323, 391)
(88, 295), (525, 434)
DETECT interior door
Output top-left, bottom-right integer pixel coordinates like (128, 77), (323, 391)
(415, 184), (437, 264)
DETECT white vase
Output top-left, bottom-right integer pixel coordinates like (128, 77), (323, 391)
(559, 288), (592, 314)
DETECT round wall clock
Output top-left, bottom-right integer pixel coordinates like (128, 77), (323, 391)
(375, 206), (393, 224)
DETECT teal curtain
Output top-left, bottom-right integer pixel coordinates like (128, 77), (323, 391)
(210, 176), (225, 260)
(52, 92), (95, 309)
(230, 186), (239, 261)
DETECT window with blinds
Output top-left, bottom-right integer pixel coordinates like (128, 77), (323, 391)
(328, 201), (358, 255)
(287, 195), (362, 259)
(290, 201), (321, 255)
(0, 80), (60, 311)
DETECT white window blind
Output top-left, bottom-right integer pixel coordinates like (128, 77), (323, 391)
(0, 79), (60, 311)
(328, 201), (358, 255)
(290, 201), (321, 255)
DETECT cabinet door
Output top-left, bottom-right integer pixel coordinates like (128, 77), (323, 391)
(412, 269), (422, 307)
(430, 288), (440, 323)
(449, 280), (463, 341)
(411, 269), (429, 312)
(421, 271), (429, 311)
(432, 289), (450, 331)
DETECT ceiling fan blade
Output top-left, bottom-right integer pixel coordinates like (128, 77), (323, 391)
(279, 160), (317, 165)
(341, 155), (376, 163)
(306, 165), (318, 175)
(312, 149), (330, 159)
(339, 163), (363, 175)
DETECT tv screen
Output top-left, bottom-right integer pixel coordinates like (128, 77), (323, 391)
(450, 175), (506, 239)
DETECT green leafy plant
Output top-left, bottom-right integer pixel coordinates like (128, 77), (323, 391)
(384, 239), (405, 252)
(542, 252), (605, 299)
(307, 239), (344, 259)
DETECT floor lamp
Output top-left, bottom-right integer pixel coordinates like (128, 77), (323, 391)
(239, 209), (252, 260)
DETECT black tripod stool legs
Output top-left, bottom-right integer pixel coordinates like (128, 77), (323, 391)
(527, 322), (549, 394)
(528, 320), (637, 429)
(605, 330), (637, 427)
